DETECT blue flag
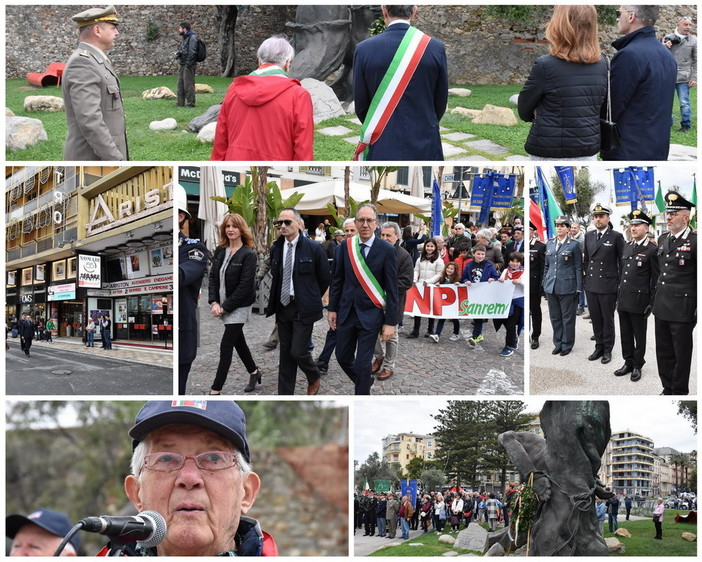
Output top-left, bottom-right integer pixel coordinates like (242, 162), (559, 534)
(431, 178), (443, 236)
(555, 166), (577, 204)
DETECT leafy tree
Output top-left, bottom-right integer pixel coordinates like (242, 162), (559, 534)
(355, 452), (397, 491)
(406, 457), (426, 480)
(677, 401), (697, 434)
(420, 468), (447, 492)
(552, 167), (606, 226)
(368, 166), (400, 205)
(432, 401), (493, 490)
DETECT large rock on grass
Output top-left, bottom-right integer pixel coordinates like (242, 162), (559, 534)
(472, 104), (518, 126)
(614, 528), (631, 538)
(450, 107), (481, 119)
(6, 116), (48, 150)
(301, 78), (345, 123)
(439, 534), (456, 545)
(681, 532), (696, 541)
(195, 83), (214, 93)
(198, 122), (216, 143)
(149, 118), (178, 131)
(605, 537), (625, 553)
(142, 87), (176, 100)
(24, 95), (64, 112)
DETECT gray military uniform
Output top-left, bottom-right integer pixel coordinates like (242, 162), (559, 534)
(62, 42), (128, 160)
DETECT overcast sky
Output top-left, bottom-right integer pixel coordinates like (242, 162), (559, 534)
(526, 164), (698, 229)
(353, 398), (697, 464)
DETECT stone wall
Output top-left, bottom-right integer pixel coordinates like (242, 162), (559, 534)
(6, 5), (697, 84)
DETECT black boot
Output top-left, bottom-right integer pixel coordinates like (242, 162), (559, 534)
(244, 369), (261, 393)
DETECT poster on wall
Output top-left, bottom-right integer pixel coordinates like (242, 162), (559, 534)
(78, 254), (101, 288)
(8, 271), (17, 286)
(53, 260), (66, 281)
(115, 298), (128, 323)
(68, 257), (77, 278)
(35, 264), (46, 282)
(150, 248), (163, 268)
(22, 267), (33, 285)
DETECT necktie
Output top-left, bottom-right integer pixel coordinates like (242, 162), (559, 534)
(557, 241), (562, 252)
(281, 242), (293, 306)
(360, 243), (368, 258)
(597, 232), (602, 241)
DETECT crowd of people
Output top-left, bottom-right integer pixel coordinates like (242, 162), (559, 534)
(530, 191), (696, 394)
(354, 487), (517, 539)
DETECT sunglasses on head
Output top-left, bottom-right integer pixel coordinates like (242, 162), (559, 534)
(274, 219), (294, 228)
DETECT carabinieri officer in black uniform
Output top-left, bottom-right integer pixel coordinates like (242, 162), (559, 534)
(615, 210), (659, 382)
(529, 221), (546, 349)
(653, 191), (697, 395)
(583, 203), (625, 365)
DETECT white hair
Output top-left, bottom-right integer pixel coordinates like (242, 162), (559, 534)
(343, 217), (355, 228)
(477, 228), (492, 240)
(130, 436), (251, 478)
(257, 35), (294, 66)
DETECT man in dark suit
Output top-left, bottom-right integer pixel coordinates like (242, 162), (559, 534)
(653, 191), (697, 395)
(529, 222), (546, 349)
(18, 313), (35, 357)
(542, 216), (582, 356)
(584, 204), (625, 364)
(615, 210), (659, 382)
(266, 208), (330, 395)
(328, 204), (398, 394)
(505, 225), (525, 256)
(353, 5), (448, 160)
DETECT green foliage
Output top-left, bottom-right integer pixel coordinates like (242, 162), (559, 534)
(326, 196), (366, 227)
(483, 5), (548, 23)
(603, 514), (696, 556)
(145, 22), (160, 41)
(405, 457), (425, 480)
(552, 167), (607, 225)
(420, 468), (447, 491)
(509, 481), (536, 548)
(369, 16), (386, 37)
(677, 401), (697, 433)
(355, 452), (398, 491)
(597, 5), (620, 26)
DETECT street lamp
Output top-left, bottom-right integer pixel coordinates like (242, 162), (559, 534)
(162, 296), (168, 349)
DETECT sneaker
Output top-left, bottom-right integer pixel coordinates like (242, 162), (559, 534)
(576, 307), (584, 316)
(472, 334), (484, 345)
(500, 346), (515, 357)
(449, 334), (461, 342)
(429, 334), (439, 343)
(468, 336), (477, 347)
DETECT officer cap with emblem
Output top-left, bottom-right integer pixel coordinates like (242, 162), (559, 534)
(628, 209), (652, 225)
(529, 221), (537, 230)
(664, 190), (695, 212)
(554, 216), (571, 228)
(72, 5), (119, 28)
(592, 203), (612, 215)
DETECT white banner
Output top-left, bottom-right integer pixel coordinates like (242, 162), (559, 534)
(405, 282), (516, 319)
(78, 254), (101, 288)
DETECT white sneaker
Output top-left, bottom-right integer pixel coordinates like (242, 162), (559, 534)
(429, 334), (439, 343)
(449, 334), (461, 342)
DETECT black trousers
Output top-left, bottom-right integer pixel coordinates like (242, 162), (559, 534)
(277, 300), (321, 395)
(586, 291), (617, 354)
(335, 307), (380, 395)
(618, 310), (648, 369)
(654, 518), (662, 538)
(212, 323), (257, 391)
(655, 318), (694, 395)
(530, 288), (542, 341)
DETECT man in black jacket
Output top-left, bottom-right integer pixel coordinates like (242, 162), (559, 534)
(176, 22), (198, 107)
(266, 208), (329, 395)
(529, 222), (546, 349)
(615, 210), (659, 382)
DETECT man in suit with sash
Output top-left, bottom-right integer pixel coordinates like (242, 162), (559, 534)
(328, 204), (398, 394)
(542, 216), (582, 356)
(63, 6), (128, 161)
(353, 5), (448, 160)
(654, 191), (697, 395)
(615, 210), (659, 382)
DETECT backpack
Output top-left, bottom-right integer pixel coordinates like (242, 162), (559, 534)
(195, 38), (207, 62)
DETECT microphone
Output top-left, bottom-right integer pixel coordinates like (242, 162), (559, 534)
(79, 510), (167, 548)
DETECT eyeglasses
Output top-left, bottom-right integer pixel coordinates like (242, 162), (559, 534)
(355, 217), (376, 224)
(143, 451), (238, 472)
(273, 219), (293, 228)
(665, 211), (680, 216)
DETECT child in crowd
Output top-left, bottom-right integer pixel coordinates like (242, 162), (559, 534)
(429, 262), (462, 343)
(461, 245), (499, 346)
(495, 252), (525, 356)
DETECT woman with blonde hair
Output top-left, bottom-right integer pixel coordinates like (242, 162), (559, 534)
(518, 5), (607, 159)
(208, 213), (260, 393)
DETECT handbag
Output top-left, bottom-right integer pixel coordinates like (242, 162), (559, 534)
(600, 53), (622, 152)
(652, 514), (660, 523)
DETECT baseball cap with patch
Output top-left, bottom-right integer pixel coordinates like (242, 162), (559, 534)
(129, 401), (251, 463)
(6, 508), (81, 552)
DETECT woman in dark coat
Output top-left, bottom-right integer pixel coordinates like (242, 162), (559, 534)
(208, 213), (260, 394)
(518, 5), (607, 160)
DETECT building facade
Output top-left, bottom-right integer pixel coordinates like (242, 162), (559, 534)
(382, 432), (438, 472)
(604, 431), (656, 497)
(6, 166), (173, 347)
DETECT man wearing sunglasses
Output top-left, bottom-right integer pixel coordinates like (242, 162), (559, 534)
(265, 208), (330, 394)
(121, 401), (277, 556)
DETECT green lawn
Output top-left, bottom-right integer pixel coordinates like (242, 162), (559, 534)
(368, 530), (480, 557)
(606, 512), (697, 557)
(6, 79), (696, 161)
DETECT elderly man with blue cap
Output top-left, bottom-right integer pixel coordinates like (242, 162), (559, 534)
(7, 508), (80, 556)
(117, 401), (277, 556)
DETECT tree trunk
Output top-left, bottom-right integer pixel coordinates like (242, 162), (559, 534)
(252, 167), (269, 256)
(343, 166), (351, 218)
(217, 6), (238, 77)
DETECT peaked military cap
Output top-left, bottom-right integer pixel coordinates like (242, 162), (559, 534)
(554, 216), (571, 227)
(72, 5), (119, 27)
(592, 203), (612, 215)
(664, 190), (695, 211)
(628, 209), (652, 225)
(529, 221), (537, 230)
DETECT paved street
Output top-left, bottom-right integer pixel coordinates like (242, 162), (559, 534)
(188, 274), (524, 396)
(6, 337), (173, 395)
(530, 300), (697, 395)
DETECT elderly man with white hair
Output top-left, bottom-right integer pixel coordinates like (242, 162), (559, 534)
(211, 35), (314, 160)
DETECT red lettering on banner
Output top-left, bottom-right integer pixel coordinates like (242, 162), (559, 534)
(432, 286), (457, 315)
(405, 284), (431, 314)
(457, 285), (469, 306)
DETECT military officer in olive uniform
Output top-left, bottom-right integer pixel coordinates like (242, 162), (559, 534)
(615, 210), (660, 382)
(654, 191), (697, 395)
(583, 204), (625, 365)
(62, 6), (128, 161)
(529, 221), (546, 349)
(543, 216), (582, 356)
(177, 184), (208, 394)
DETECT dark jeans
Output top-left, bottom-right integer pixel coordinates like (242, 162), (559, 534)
(435, 318), (459, 335)
(412, 316), (435, 335)
(211, 323), (257, 391)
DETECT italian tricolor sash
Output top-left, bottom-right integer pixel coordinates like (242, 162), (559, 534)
(348, 235), (386, 309)
(250, 63), (288, 77)
(354, 26), (431, 161)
